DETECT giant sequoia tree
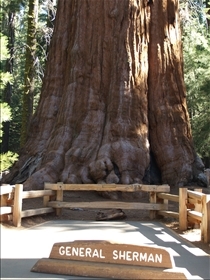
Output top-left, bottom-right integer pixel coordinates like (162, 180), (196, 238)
(3, 0), (206, 190)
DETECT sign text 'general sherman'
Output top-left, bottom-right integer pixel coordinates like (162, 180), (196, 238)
(50, 240), (174, 268)
(31, 240), (188, 279)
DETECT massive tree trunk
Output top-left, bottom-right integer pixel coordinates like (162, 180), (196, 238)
(2, 0), (206, 189)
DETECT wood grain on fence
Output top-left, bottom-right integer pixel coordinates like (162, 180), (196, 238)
(44, 183), (170, 192)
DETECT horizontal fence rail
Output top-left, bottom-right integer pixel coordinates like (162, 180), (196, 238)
(0, 183), (209, 243)
(44, 183), (170, 218)
(44, 183), (170, 192)
(47, 200), (168, 210)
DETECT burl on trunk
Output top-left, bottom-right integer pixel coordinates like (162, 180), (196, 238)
(3, 0), (206, 189)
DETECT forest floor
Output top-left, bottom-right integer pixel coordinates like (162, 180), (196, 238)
(1, 186), (210, 255)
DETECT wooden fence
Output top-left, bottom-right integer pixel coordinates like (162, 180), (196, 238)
(0, 183), (209, 243)
(0, 184), (55, 227)
(157, 188), (210, 243)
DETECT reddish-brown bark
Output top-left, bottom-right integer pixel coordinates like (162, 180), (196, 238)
(148, 0), (195, 186)
(3, 0), (206, 190)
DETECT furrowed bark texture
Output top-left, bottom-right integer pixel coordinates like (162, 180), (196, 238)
(3, 0), (206, 189)
(148, 0), (195, 186)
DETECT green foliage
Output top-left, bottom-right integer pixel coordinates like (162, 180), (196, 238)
(181, 1), (210, 159)
(0, 0), (56, 152)
(0, 151), (18, 172)
(0, 103), (18, 171)
(0, 102), (12, 124)
(0, 33), (13, 89)
(0, 102), (12, 145)
(0, 34), (9, 59)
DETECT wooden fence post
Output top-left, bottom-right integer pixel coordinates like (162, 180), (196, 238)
(179, 188), (188, 231)
(201, 194), (210, 243)
(13, 184), (23, 227)
(149, 192), (157, 219)
(56, 182), (63, 216)
(193, 188), (202, 229)
(43, 183), (54, 207)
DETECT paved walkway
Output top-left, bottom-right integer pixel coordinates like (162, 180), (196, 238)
(1, 221), (209, 279)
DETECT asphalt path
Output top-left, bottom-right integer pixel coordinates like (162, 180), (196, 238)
(1, 221), (209, 279)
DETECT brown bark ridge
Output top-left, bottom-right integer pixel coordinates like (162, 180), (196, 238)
(148, 0), (206, 186)
(2, 0), (207, 190)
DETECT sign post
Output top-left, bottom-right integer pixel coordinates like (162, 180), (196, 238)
(31, 240), (187, 279)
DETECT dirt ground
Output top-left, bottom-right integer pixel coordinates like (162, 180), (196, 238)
(2, 186), (210, 255)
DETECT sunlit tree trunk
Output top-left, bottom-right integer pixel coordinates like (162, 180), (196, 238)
(3, 0), (206, 189)
(20, 0), (38, 146)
